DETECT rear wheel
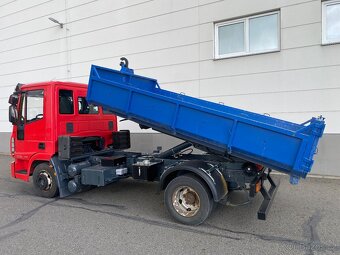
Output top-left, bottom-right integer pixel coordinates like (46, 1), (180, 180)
(164, 174), (213, 225)
(32, 163), (59, 198)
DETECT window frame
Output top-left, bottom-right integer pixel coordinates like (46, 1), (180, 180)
(322, 0), (340, 45)
(214, 11), (281, 59)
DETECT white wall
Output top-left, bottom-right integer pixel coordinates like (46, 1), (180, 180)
(1, 0), (339, 134)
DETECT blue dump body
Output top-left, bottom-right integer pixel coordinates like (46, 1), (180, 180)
(87, 64), (326, 184)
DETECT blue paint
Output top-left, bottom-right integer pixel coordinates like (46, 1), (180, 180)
(87, 64), (325, 182)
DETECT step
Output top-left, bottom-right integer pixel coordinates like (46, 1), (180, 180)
(14, 170), (29, 181)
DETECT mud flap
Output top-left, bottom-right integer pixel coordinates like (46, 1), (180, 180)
(50, 155), (72, 198)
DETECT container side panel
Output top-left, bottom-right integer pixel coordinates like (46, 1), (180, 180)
(88, 80), (130, 113)
(96, 66), (158, 91)
(232, 122), (301, 169)
(175, 106), (233, 148)
(129, 93), (177, 127)
(87, 65), (326, 180)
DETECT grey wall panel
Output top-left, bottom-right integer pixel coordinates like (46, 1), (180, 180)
(199, 45), (340, 79)
(1, 1), (64, 37)
(0, 66), (68, 89)
(68, 8), (199, 50)
(0, 19), (66, 52)
(0, 52), (69, 75)
(0, 0), (50, 22)
(281, 23), (321, 49)
(66, 0), (199, 35)
(198, 66), (340, 97)
(198, 0), (319, 24)
(69, 26), (200, 65)
(203, 89), (340, 113)
(281, 0), (320, 28)
(0, 40), (67, 65)
(313, 134), (340, 177)
(0, 132), (10, 154)
(161, 80), (200, 98)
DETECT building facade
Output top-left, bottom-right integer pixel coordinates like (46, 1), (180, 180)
(1, 0), (339, 176)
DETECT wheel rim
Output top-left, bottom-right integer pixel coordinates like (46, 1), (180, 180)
(36, 171), (52, 191)
(172, 186), (200, 217)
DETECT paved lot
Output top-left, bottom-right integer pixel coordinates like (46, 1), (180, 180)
(0, 155), (339, 255)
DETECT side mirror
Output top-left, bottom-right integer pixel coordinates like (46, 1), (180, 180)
(9, 105), (18, 125)
(8, 93), (18, 106)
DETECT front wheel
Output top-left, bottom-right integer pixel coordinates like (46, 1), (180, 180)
(164, 174), (213, 225)
(32, 163), (59, 198)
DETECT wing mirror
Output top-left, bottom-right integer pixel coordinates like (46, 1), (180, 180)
(8, 93), (18, 106)
(9, 105), (18, 125)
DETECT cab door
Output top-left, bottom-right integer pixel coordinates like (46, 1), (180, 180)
(15, 89), (47, 162)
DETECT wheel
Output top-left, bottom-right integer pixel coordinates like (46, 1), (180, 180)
(32, 163), (59, 198)
(164, 174), (213, 225)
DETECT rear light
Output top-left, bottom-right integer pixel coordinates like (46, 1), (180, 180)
(255, 181), (262, 193)
(256, 164), (264, 171)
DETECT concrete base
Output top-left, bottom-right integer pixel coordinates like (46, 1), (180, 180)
(0, 132), (10, 154)
(312, 134), (340, 177)
(1, 132), (338, 177)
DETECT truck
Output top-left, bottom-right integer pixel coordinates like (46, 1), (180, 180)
(8, 58), (325, 225)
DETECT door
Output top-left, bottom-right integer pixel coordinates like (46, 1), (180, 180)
(15, 89), (47, 163)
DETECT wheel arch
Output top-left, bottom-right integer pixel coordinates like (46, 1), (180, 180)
(160, 161), (228, 202)
(28, 153), (52, 175)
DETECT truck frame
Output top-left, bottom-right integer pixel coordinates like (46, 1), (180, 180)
(8, 59), (325, 225)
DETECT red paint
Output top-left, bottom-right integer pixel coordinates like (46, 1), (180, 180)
(10, 81), (117, 181)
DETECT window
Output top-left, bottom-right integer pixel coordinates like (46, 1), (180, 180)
(215, 11), (280, 58)
(19, 90), (44, 123)
(59, 90), (74, 114)
(322, 0), (340, 44)
(26, 90), (44, 122)
(78, 97), (99, 114)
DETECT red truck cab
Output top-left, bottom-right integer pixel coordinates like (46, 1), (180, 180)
(8, 81), (117, 183)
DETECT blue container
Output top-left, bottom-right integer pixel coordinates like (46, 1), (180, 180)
(87, 65), (325, 183)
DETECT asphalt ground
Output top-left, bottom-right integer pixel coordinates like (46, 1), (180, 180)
(0, 154), (339, 255)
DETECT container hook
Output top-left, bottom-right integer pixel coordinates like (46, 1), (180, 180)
(120, 57), (129, 68)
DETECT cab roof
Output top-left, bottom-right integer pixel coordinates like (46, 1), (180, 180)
(20, 81), (87, 90)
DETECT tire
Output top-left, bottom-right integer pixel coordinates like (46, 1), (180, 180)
(164, 174), (213, 225)
(32, 163), (59, 198)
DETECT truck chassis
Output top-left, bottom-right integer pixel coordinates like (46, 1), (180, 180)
(42, 135), (278, 225)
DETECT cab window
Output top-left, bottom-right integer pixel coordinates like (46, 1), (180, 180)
(19, 90), (44, 123)
(78, 97), (99, 114)
(59, 90), (74, 114)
